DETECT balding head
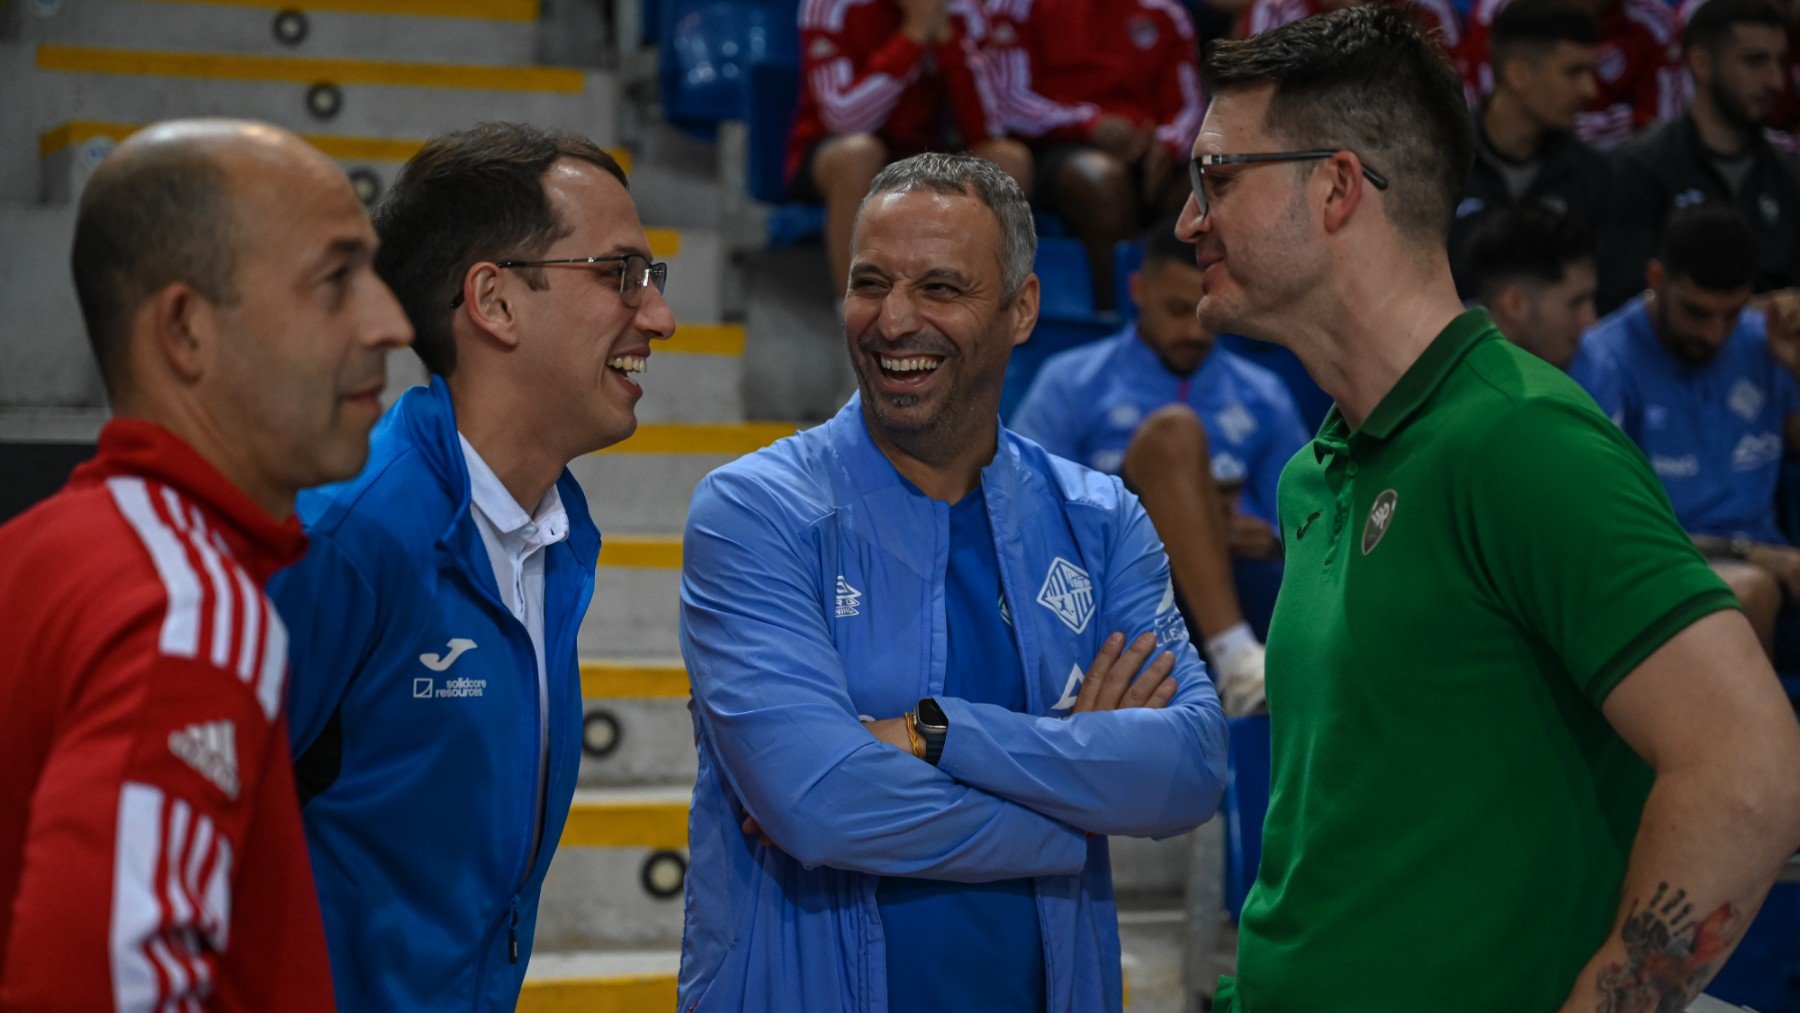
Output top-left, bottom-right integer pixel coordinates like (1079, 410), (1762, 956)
(71, 119), (338, 396)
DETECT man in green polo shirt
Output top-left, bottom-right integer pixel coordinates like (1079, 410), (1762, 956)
(1180, 6), (1800, 1011)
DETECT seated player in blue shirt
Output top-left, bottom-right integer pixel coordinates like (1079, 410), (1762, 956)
(1584, 202), (1800, 655)
(1011, 218), (1309, 715)
(1463, 204), (1625, 422)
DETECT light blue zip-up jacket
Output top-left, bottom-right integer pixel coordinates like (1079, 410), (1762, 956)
(270, 378), (598, 1011)
(677, 397), (1229, 1012)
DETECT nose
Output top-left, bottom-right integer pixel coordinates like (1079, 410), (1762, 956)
(1177, 192), (1210, 239)
(635, 279), (676, 343)
(876, 286), (923, 339)
(366, 276), (413, 351)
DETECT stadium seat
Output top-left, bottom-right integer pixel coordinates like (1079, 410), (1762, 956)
(1000, 315), (1117, 422)
(1222, 713), (1271, 921)
(1035, 235), (1096, 322)
(659, 0), (799, 136)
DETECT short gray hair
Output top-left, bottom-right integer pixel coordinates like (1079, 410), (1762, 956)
(858, 152), (1036, 302)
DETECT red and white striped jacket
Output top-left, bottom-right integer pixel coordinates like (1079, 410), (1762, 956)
(1462, 0), (1684, 147)
(787, 0), (1006, 186)
(0, 419), (332, 1011)
(984, 0), (1206, 158)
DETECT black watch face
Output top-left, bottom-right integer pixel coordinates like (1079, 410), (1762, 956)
(918, 698), (948, 726)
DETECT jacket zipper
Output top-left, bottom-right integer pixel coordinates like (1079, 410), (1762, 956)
(508, 900), (520, 964)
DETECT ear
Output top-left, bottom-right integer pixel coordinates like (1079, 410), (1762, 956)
(1008, 273), (1041, 349)
(1319, 151), (1369, 234)
(458, 262), (521, 350)
(1646, 258), (1666, 294)
(1496, 55), (1527, 95)
(1687, 46), (1713, 86)
(1126, 270), (1145, 311)
(1494, 283), (1529, 326)
(143, 282), (213, 384)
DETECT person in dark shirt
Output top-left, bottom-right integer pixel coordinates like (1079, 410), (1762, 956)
(1614, 0), (1800, 296)
(1448, 0), (1624, 309)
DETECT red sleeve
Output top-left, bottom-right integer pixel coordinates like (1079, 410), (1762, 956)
(990, 1), (1101, 143)
(801, 15), (925, 136)
(0, 588), (302, 1009)
(1152, 3), (1206, 157)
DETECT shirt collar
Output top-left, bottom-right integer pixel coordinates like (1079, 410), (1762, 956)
(458, 432), (569, 552)
(1314, 308), (1498, 460)
(73, 418), (309, 575)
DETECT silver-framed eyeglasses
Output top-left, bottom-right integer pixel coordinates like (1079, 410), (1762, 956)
(1189, 151), (1389, 218)
(449, 253), (668, 308)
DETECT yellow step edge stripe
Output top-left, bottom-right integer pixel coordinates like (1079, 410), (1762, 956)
(560, 799), (688, 850)
(603, 422), (796, 457)
(662, 323), (745, 358)
(598, 536), (681, 570)
(142, 0), (541, 21)
(38, 120), (631, 174)
(580, 662), (690, 699)
(36, 44), (586, 94)
(517, 973), (677, 1013)
(645, 228), (681, 260)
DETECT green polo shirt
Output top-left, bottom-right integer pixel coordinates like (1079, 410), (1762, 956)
(1217, 310), (1738, 1012)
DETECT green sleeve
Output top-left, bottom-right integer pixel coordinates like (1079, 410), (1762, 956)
(1464, 397), (1739, 703)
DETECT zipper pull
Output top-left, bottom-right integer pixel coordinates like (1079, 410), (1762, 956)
(508, 906), (520, 964)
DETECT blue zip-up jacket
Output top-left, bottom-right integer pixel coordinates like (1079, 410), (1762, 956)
(269, 378), (599, 1011)
(677, 397), (1229, 1012)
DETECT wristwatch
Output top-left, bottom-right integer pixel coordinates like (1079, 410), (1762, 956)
(912, 698), (948, 766)
(1730, 536), (1756, 560)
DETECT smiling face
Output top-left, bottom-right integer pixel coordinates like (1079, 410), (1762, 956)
(205, 136), (411, 500)
(508, 158), (675, 455)
(1131, 257), (1214, 375)
(1178, 86), (1324, 343)
(844, 187), (1035, 462)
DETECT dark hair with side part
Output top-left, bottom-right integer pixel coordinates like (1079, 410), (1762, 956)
(71, 143), (241, 395)
(1142, 214), (1198, 271)
(1466, 205), (1597, 305)
(1684, 0), (1787, 55)
(372, 122), (627, 377)
(1202, 4), (1474, 246)
(1490, 0), (1600, 70)
(1657, 202), (1759, 291)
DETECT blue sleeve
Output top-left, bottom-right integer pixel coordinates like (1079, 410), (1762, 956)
(267, 532), (384, 757)
(1251, 386), (1309, 528)
(679, 472), (1090, 881)
(933, 494), (1229, 839)
(1009, 365), (1083, 462)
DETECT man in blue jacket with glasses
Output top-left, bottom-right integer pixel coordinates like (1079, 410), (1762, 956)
(269, 123), (675, 1009)
(677, 151), (1229, 1012)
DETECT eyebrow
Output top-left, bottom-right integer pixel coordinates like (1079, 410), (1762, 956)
(603, 243), (653, 260)
(314, 236), (373, 270)
(916, 268), (973, 287)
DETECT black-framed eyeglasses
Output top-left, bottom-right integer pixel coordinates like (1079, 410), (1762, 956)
(449, 253), (669, 308)
(1189, 151), (1389, 219)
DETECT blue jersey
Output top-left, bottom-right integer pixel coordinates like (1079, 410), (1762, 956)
(880, 489), (1045, 1013)
(1568, 339), (1626, 425)
(1584, 296), (1800, 543)
(1010, 328), (1309, 527)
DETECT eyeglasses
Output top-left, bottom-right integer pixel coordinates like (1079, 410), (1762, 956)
(1189, 151), (1390, 219)
(449, 253), (669, 308)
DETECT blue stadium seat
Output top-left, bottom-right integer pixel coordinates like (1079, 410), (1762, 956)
(1000, 315), (1117, 423)
(659, 0), (799, 136)
(1112, 240), (1145, 325)
(1222, 714), (1271, 921)
(1034, 236), (1095, 322)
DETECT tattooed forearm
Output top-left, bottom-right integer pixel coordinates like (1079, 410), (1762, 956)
(1592, 883), (1741, 1013)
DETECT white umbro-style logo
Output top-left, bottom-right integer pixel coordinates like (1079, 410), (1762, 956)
(169, 720), (239, 800)
(1362, 489), (1399, 556)
(1038, 557), (1095, 634)
(1729, 380), (1766, 422)
(419, 637), (477, 672)
(835, 576), (862, 618)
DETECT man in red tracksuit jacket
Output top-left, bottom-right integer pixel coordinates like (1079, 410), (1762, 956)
(984, 0), (1206, 310)
(1462, 0), (1684, 145)
(789, 0), (1029, 294)
(0, 119), (410, 1010)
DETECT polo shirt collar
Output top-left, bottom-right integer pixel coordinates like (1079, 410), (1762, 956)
(458, 432), (569, 554)
(1314, 308), (1497, 461)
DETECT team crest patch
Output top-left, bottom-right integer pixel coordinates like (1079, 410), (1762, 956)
(1729, 379), (1765, 422)
(1362, 489), (1398, 556)
(1038, 557), (1096, 634)
(1760, 194), (1781, 227)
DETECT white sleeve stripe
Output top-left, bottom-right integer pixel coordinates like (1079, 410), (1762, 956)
(178, 505), (236, 671)
(221, 536), (263, 686)
(111, 784), (165, 1011)
(106, 478), (202, 660)
(256, 601), (288, 722)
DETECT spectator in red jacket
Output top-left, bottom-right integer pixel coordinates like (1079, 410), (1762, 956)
(790, 0), (1030, 294)
(1462, 0), (1684, 146)
(986, 0), (1206, 310)
(0, 119), (411, 1010)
